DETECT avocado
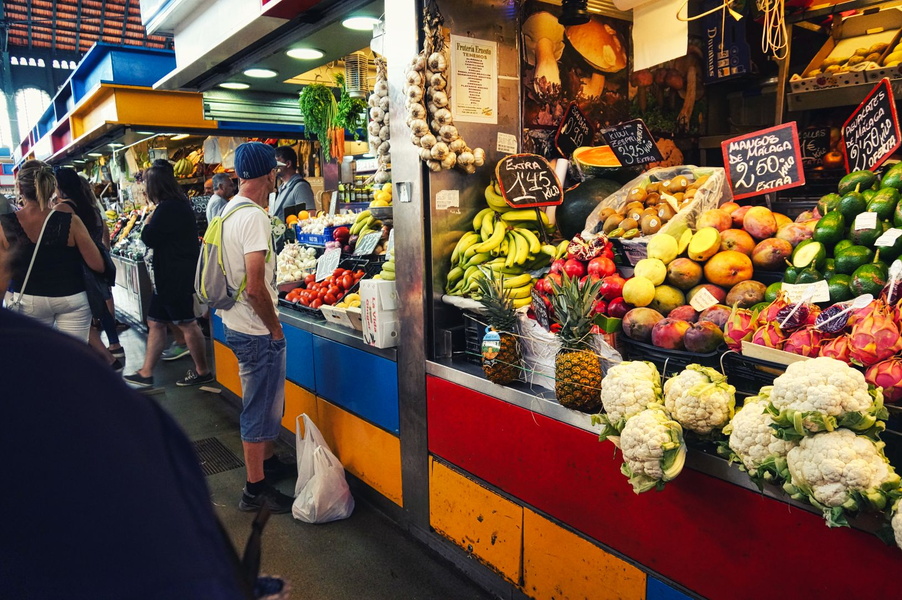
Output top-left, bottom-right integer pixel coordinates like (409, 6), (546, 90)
(765, 281), (782, 302)
(849, 219), (890, 247)
(838, 170), (878, 195)
(796, 267), (823, 284)
(828, 274), (853, 302)
(791, 239), (827, 270)
(834, 239), (854, 254)
(850, 262), (889, 296)
(838, 191), (868, 221)
(817, 192), (841, 215)
(812, 211), (846, 245)
(867, 187), (899, 221)
(783, 264), (799, 284)
(834, 245), (875, 274)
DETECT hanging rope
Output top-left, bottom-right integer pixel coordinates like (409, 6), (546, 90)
(758, 0), (789, 60)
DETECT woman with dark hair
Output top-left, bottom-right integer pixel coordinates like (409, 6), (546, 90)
(124, 165), (212, 388)
(54, 168), (124, 371)
(0, 160), (104, 341)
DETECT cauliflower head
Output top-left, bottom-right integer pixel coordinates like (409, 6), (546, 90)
(722, 392), (796, 483)
(619, 406), (686, 494)
(595, 361), (663, 441)
(784, 428), (901, 527)
(767, 357), (887, 440)
(663, 364), (735, 435)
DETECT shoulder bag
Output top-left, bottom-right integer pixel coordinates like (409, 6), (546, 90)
(6, 212), (53, 312)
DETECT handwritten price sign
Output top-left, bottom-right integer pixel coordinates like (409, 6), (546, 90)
(495, 154), (564, 208)
(843, 78), (901, 173)
(800, 126), (830, 167)
(599, 119), (662, 166)
(721, 122), (805, 200)
(554, 102), (594, 158)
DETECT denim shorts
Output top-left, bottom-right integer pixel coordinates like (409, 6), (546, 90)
(224, 325), (287, 443)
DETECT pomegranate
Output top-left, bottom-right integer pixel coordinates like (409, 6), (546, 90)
(599, 274), (627, 301)
(587, 256), (617, 279)
(563, 259), (586, 278)
(607, 297), (632, 318)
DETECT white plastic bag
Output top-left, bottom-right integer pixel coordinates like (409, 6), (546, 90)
(292, 414), (354, 523)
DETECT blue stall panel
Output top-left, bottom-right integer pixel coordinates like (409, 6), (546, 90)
(211, 312), (226, 343)
(283, 324), (316, 391)
(647, 578), (695, 600)
(312, 336), (399, 434)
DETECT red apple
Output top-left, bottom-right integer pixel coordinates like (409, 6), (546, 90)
(599, 274), (626, 301)
(550, 259), (566, 274)
(607, 297), (631, 318)
(563, 258), (586, 278)
(587, 256), (617, 278)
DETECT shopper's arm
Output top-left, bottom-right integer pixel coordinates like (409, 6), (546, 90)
(244, 250), (283, 340)
(71, 215), (105, 273)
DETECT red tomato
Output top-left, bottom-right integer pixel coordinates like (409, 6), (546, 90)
(355, 270), (365, 279)
(310, 298), (322, 308)
(304, 274), (315, 284)
(317, 290), (328, 301)
(327, 285), (339, 296)
(323, 293), (336, 305)
(333, 268), (346, 277)
(340, 273), (354, 289)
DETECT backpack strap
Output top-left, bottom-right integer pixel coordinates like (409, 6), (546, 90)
(217, 201), (273, 302)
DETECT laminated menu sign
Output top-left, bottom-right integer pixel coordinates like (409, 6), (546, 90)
(450, 35), (497, 124)
(843, 78), (901, 173)
(495, 154), (563, 208)
(800, 127), (831, 167)
(721, 122), (805, 200)
(554, 102), (594, 158)
(354, 232), (381, 256)
(315, 248), (341, 282)
(599, 119), (662, 166)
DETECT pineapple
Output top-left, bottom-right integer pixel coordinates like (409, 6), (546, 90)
(474, 271), (522, 384)
(548, 272), (602, 412)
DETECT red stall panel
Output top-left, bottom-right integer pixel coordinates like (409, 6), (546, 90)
(426, 375), (902, 600)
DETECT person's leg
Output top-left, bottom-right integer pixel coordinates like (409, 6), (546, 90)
(135, 319), (167, 378)
(176, 320), (209, 375)
(98, 293), (121, 352)
(52, 293), (93, 343)
(87, 323), (119, 369)
(170, 323), (186, 345)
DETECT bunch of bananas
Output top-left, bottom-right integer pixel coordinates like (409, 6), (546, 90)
(349, 210), (384, 238)
(444, 183), (566, 308)
(173, 158), (195, 178)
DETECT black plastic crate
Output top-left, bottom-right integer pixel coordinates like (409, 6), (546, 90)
(619, 337), (722, 377)
(720, 350), (786, 397)
(277, 256), (383, 318)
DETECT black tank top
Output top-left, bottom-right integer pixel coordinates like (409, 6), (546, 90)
(1, 211), (85, 297)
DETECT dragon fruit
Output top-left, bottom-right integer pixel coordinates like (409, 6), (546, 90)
(847, 300), (882, 329)
(724, 305), (758, 351)
(751, 322), (787, 348)
(775, 304), (811, 331)
(866, 357), (902, 404)
(783, 328), (831, 357)
(761, 293), (791, 324)
(819, 334), (853, 363)
(849, 303), (902, 367)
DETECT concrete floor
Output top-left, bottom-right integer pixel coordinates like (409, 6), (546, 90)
(117, 325), (494, 600)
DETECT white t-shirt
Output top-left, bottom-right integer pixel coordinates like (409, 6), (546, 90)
(218, 196), (277, 336)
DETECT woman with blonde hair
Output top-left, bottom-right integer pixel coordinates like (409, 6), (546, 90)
(0, 160), (104, 341)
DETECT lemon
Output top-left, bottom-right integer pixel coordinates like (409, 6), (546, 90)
(370, 199), (390, 207)
(622, 276), (656, 306)
(646, 234), (679, 264)
(633, 258), (667, 285)
(382, 183), (393, 193)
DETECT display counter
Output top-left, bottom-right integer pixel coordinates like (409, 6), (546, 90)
(210, 308), (402, 506)
(110, 255), (152, 327)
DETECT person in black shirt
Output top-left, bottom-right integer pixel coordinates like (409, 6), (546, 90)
(124, 165), (212, 388)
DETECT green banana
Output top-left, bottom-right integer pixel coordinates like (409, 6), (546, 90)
(446, 265), (464, 283)
(463, 252), (492, 269)
(473, 220), (507, 254)
(472, 207), (495, 232)
(451, 232), (480, 265)
(555, 239), (570, 259)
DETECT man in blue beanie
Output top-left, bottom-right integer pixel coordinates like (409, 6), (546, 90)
(218, 142), (296, 513)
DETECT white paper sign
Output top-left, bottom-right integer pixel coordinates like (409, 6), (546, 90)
(854, 211), (878, 231)
(315, 248), (341, 282)
(354, 232), (382, 256)
(497, 132), (518, 154)
(387, 228), (395, 254)
(435, 190), (460, 210)
(781, 280), (830, 303)
(876, 228), (902, 247)
(689, 288), (720, 311)
(450, 35), (498, 124)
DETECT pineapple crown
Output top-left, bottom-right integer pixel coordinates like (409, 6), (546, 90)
(474, 268), (518, 332)
(548, 272), (601, 350)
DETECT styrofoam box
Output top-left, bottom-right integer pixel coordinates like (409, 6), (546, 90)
(790, 8), (902, 93)
(320, 305), (363, 331)
(360, 279), (399, 349)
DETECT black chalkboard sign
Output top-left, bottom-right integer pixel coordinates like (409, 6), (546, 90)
(599, 119), (663, 166)
(495, 154), (563, 208)
(843, 78), (901, 173)
(721, 122), (805, 201)
(800, 126), (831, 168)
(554, 102), (594, 158)
(531, 289), (551, 331)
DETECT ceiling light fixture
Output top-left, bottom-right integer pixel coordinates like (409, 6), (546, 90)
(219, 81), (250, 90)
(342, 16), (381, 30)
(108, 143), (124, 148)
(135, 130), (156, 135)
(287, 48), (325, 60)
(87, 152), (103, 157)
(170, 134), (190, 141)
(244, 68), (278, 78)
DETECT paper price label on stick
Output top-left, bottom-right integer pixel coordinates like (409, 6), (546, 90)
(876, 228), (902, 247)
(689, 288), (720, 312)
(854, 211), (878, 231)
(781, 280), (830, 303)
(315, 248), (341, 282)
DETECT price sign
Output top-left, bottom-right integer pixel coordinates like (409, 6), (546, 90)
(781, 280), (830, 303)
(495, 154), (563, 208)
(354, 231), (382, 256)
(599, 119), (663, 166)
(689, 287), (720, 312)
(328, 194), (338, 215)
(531, 289), (551, 330)
(843, 78), (901, 173)
(854, 211), (878, 231)
(721, 122), (805, 200)
(315, 247), (341, 282)
(799, 126), (831, 168)
(554, 102), (594, 158)
(876, 228), (902, 247)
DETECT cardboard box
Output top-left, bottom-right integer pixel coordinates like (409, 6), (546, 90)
(791, 8), (902, 93)
(320, 305), (363, 331)
(359, 279), (399, 348)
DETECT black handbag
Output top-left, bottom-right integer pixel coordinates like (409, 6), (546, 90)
(83, 242), (116, 318)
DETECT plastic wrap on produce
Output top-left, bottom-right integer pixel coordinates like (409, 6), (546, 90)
(582, 165), (731, 239)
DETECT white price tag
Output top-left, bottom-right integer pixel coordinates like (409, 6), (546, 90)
(854, 211), (878, 231)
(435, 189), (459, 210)
(781, 280), (830, 303)
(496, 132), (518, 154)
(689, 288), (720, 312)
(387, 228), (395, 253)
(876, 228), (902, 247)
(315, 248), (341, 282)
(354, 232), (382, 256)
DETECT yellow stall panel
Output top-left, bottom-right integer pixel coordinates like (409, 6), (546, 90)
(316, 398), (403, 507)
(522, 508), (646, 600)
(429, 459), (522, 584)
(283, 382), (317, 432)
(213, 340), (242, 397)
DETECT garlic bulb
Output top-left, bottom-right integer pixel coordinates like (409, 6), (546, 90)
(430, 73), (447, 90)
(406, 86), (423, 102)
(434, 108), (453, 126)
(441, 153), (457, 169)
(406, 71), (422, 86)
(370, 107), (385, 121)
(431, 90), (449, 108)
(428, 52), (447, 71)
(457, 151), (474, 165)
(439, 125), (459, 143)
(430, 142), (450, 160)
(419, 134), (437, 149)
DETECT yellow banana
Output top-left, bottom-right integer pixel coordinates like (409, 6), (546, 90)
(510, 230), (530, 266)
(541, 244), (558, 257)
(451, 232), (480, 265)
(480, 212), (496, 241)
(484, 184), (510, 211)
(473, 220), (507, 254)
(356, 210), (372, 221)
(503, 233), (518, 269)
(501, 273), (532, 288)
(556, 239), (570, 259)
(500, 209), (550, 227)
(463, 252), (492, 269)
(463, 243), (482, 261)
(515, 227), (542, 255)
(505, 283), (534, 299)
(499, 233), (510, 257)
(472, 207), (495, 232)
(512, 296), (533, 309)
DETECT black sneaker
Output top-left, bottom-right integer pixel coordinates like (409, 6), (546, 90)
(109, 346), (126, 360)
(110, 358), (124, 373)
(124, 372), (153, 388)
(238, 484), (294, 514)
(176, 369), (215, 387)
(264, 456), (297, 482)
